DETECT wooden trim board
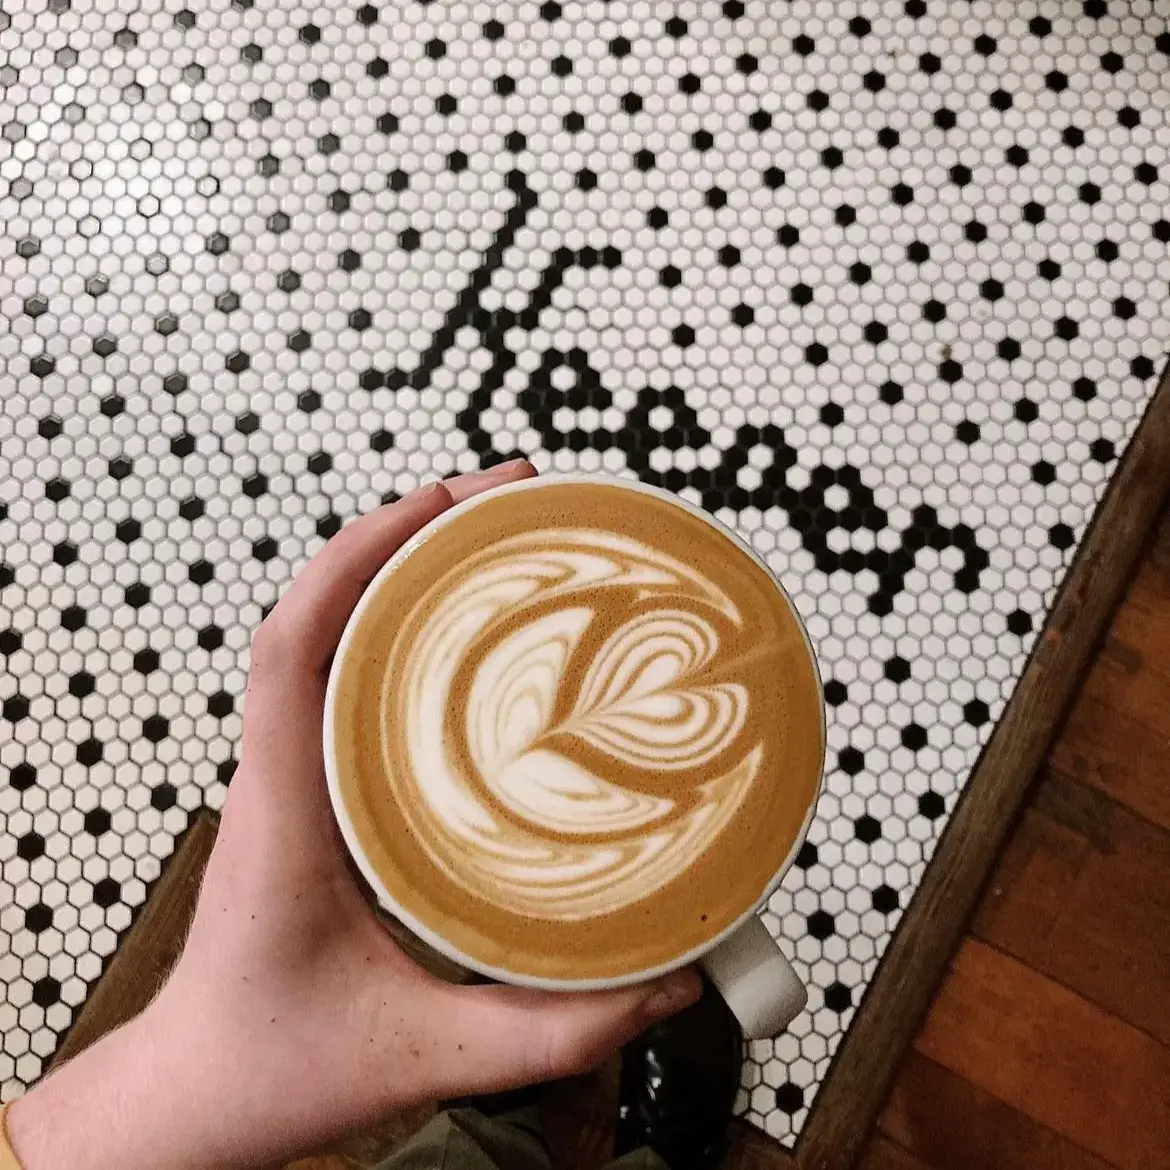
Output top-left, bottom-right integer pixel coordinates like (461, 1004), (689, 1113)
(47, 362), (1170, 1169)
(792, 359), (1170, 1170)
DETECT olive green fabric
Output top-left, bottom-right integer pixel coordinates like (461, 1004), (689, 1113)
(373, 1107), (667, 1170)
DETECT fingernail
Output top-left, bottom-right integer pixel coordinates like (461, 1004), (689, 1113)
(407, 480), (448, 501)
(643, 970), (702, 1021)
(454, 459), (531, 488)
(482, 457), (531, 477)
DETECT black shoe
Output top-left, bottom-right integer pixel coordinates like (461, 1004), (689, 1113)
(613, 979), (743, 1170)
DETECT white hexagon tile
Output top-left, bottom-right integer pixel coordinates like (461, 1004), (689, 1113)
(1, 0), (1168, 1146)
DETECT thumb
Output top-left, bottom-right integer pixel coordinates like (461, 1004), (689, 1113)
(440, 968), (704, 1093)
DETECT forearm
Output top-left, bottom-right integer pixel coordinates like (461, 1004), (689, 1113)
(5, 997), (289, 1170)
(6, 959), (420, 1170)
(8, 1008), (183, 1169)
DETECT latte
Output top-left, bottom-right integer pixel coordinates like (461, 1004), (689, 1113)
(329, 479), (824, 982)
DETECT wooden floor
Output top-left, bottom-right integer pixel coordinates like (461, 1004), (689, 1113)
(46, 505), (1170, 1170)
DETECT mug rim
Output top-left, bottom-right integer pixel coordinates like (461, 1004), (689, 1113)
(323, 471), (827, 991)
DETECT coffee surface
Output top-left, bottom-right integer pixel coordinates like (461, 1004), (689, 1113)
(331, 481), (824, 980)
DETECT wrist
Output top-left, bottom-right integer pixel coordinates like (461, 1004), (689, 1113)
(6, 995), (279, 1170)
(8, 1007), (180, 1170)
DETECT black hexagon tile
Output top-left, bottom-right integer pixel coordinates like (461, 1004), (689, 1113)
(1, 0), (1169, 1147)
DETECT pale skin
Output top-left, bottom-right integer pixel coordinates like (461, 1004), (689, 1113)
(8, 459), (702, 1170)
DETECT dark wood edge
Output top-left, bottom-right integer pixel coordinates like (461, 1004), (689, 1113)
(50, 810), (220, 1068)
(727, 1118), (799, 1169)
(793, 360), (1170, 1170)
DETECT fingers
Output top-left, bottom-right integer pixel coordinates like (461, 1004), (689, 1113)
(252, 459), (535, 679)
(434, 968), (703, 1093)
(444, 458), (537, 504)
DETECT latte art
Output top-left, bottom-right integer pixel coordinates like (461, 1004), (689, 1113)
(395, 531), (760, 918)
(330, 480), (825, 981)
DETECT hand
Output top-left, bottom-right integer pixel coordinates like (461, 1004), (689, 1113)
(9, 460), (701, 1170)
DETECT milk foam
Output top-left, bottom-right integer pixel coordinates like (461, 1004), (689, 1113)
(394, 530), (761, 920)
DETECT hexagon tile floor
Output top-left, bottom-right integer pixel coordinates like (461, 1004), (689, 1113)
(2, 0), (1169, 1145)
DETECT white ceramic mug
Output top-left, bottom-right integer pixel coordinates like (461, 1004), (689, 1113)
(324, 473), (826, 1040)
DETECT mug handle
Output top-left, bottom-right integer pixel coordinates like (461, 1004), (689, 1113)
(699, 914), (807, 1039)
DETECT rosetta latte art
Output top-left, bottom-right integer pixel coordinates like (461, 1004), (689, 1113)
(388, 530), (763, 920)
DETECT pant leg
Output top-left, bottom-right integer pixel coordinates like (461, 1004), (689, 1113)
(372, 1107), (550, 1170)
(603, 1147), (670, 1170)
(372, 1105), (670, 1170)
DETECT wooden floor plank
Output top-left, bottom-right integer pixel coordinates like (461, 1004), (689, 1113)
(972, 771), (1170, 1045)
(1111, 581), (1170, 683)
(913, 939), (1170, 1170)
(1080, 632), (1170, 740)
(724, 1120), (798, 1170)
(1073, 511), (1170, 740)
(1052, 688), (1170, 833)
(879, 1050), (1114, 1170)
(1109, 507), (1170, 667)
(854, 1136), (933, 1170)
